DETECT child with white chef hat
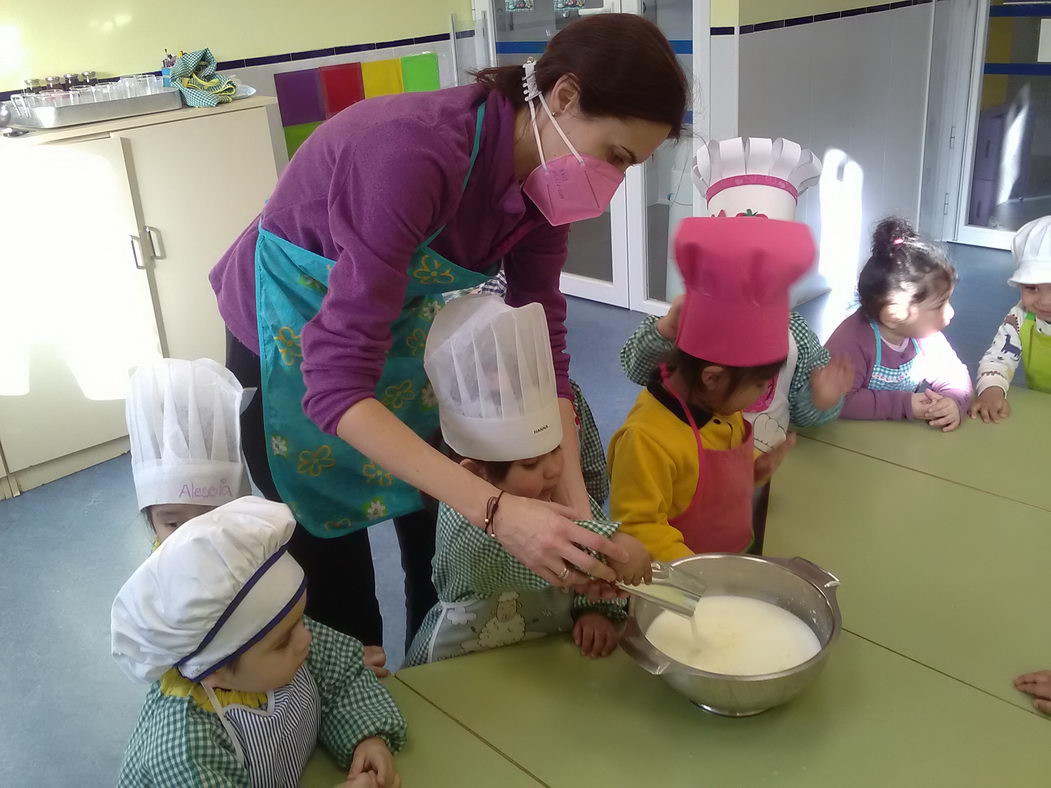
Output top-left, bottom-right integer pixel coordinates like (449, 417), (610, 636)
(971, 215), (1051, 421)
(404, 295), (649, 666)
(111, 496), (406, 787)
(125, 358), (249, 544)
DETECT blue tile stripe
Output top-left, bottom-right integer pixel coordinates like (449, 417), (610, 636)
(989, 3), (1051, 17)
(1, 30), (474, 102)
(983, 63), (1051, 76)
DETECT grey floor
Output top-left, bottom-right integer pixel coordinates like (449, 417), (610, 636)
(0, 242), (1020, 785)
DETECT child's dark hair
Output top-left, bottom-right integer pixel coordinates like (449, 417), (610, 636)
(443, 446), (513, 483)
(667, 348), (783, 405)
(857, 217), (957, 320)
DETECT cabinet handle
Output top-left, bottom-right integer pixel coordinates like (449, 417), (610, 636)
(144, 226), (165, 260)
(129, 235), (145, 270)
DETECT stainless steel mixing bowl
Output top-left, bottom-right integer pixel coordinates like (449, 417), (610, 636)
(620, 554), (841, 717)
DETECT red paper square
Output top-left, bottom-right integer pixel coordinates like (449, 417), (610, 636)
(320, 63), (365, 119)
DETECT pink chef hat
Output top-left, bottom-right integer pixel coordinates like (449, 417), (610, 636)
(674, 217), (816, 367)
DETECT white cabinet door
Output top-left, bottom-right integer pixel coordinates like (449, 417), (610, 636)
(0, 136), (162, 472)
(116, 107), (279, 363)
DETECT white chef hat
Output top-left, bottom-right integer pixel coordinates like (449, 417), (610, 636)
(111, 496), (305, 683)
(1010, 216), (1051, 285)
(126, 358), (248, 511)
(424, 294), (563, 462)
(693, 137), (821, 221)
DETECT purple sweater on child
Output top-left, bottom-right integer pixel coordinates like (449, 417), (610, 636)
(825, 310), (973, 421)
(210, 85), (571, 435)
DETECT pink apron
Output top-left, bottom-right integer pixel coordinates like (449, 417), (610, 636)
(662, 372), (755, 553)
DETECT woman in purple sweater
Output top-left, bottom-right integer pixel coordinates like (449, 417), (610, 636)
(210, 15), (688, 648)
(826, 217), (973, 431)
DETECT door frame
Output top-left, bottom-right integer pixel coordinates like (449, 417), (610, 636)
(953, 0), (1014, 250)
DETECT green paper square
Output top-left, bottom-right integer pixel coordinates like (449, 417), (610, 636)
(284, 121), (323, 158)
(401, 53), (440, 93)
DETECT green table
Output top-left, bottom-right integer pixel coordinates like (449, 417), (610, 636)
(765, 437), (1051, 711)
(398, 636), (1047, 787)
(800, 387), (1051, 511)
(300, 678), (542, 787)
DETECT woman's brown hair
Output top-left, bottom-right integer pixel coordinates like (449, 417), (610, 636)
(475, 14), (690, 139)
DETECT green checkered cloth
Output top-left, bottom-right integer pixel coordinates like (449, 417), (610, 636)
(405, 500), (626, 666)
(117, 618), (406, 786)
(570, 380), (608, 505)
(170, 48), (236, 107)
(618, 313), (843, 427)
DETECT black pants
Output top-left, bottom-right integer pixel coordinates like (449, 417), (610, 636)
(227, 331), (438, 648)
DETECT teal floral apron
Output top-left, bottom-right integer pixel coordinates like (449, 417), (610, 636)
(254, 104), (496, 537)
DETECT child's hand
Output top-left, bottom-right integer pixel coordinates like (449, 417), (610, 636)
(969, 387), (1011, 423)
(809, 354), (853, 411)
(1015, 670), (1051, 715)
(608, 532), (653, 585)
(924, 394), (962, 432)
(754, 432), (796, 486)
(349, 737), (399, 788)
(336, 774), (380, 788)
(573, 612), (619, 658)
(656, 295), (686, 340)
(910, 390), (941, 420)
(363, 645), (389, 678)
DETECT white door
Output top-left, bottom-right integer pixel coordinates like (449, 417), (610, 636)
(0, 136), (162, 472)
(479, 0), (631, 307)
(115, 107), (279, 363)
(624, 0), (708, 315)
(955, 0), (1051, 249)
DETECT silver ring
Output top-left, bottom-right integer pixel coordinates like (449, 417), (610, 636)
(557, 565), (570, 581)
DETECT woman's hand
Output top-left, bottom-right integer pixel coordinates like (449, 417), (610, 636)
(573, 612), (619, 658)
(493, 495), (629, 586)
(348, 737), (399, 788)
(969, 387), (1011, 423)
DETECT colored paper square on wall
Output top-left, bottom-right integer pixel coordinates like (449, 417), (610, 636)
(274, 69), (325, 126)
(284, 121), (322, 159)
(361, 59), (404, 98)
(401, 53), (440, 93)
(320, 63), (365, 118)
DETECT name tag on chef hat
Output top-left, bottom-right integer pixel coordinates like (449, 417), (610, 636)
(424, 294), (563, 462)
(674, 217), (816, 367)
(126, 358), (249, 511)
(693, 137), (821, 222)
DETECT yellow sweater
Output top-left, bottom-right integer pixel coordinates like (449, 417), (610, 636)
(608, 388), (746, 562)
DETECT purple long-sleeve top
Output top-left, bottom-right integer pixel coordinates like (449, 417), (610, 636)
(825, 309), (973, 421)
(210, 84), (572, 435)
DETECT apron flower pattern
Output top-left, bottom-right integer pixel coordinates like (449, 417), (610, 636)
(297, 446), (335, 477)
(363, 461), (394, 487)
(254, 104), (497, 536)
(271, 435), (289, 458)
(412, 255), (456, 285)
(381, 380), (416, 410)
(274, 327), (303, 366)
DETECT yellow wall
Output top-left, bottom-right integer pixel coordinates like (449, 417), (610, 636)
(0, 0), (471, 89)
(739, 0), (872, 26)
(711, 0), (740, 28)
